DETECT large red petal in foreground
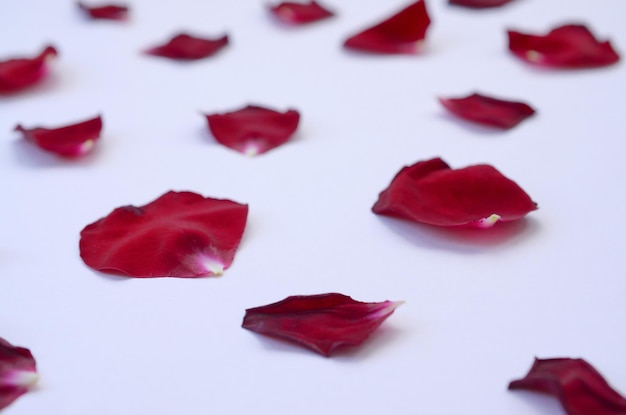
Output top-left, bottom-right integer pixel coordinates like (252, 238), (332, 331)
(80, 191), (248, 278)
(144, 33), (229, 61)
(243, 294), (402, 357)
(204, 105), (300, 156)
(509, 358), (626, 415)
(343, 0), (430, 54)
(0, 338), (38, 410)
(449, 0), (514, 8)
(372, 158), (537, 228)
(439, 93), (535, 129)
(0, 45), (57, 94)
(508, 24), (620, 68)
(269, 1), (334, 25)
(15, 115), (102, 157)
(77, 2), (129, 20)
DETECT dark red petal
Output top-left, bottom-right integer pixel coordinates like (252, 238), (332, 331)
(372, 158), (537, 228)
(0, 338), (38, 411)
(269, 1), (334, 25)
(439, 93), (536, 129)
(144, 33), (229, 61)
(77, 2), (129, 20)
(508, 24), (620, 68)
(449, 0), (514, 8)
(204, 105), (300, 156)
(14, 115), (102, 158)
(242, 294), (402, 357)
(343, 0), (431, 54)
(0, 45), (58, 94)
(509, 358), (626, 415)
(80, 191), (248, 278)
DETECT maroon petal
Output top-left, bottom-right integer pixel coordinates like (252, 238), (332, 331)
(15, 115), (102, 158)
(269, 1), (334, 25)
(509, 358), (626, 415)
(372, 158), (537, 228)
(242, 293), (402, 356)
(449, 0), (514, 8)
(0, 338), (38, 410)
(343, 0), (431, 54)
(204, 105), (300, 156)
(439, 93), (536, 129)
(144, 33), (228, 61)
(0, 45), (58, 94)
(80, 191), (248, 278)
(77, 2), (129, 20)
(508, 24), (620, 68)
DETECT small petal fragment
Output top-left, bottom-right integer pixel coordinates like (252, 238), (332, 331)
(77, 2), (129, 20)
(80, 191), (248, 278)
(0, 45), (57, 94)
(508, 24), (620, 68)
(242, 294), (402, 356)
(372, 158), (537, 228)
(204, 105), (300, 156)
(449, 0), (514, 8)
(0, 337), (38, 410)
(144, 33), (229, 61)
(343, 0), (431, 54)
(269, 1), (334, 25)
(509, 357), (626, 415)
(439, 93), (536, 129)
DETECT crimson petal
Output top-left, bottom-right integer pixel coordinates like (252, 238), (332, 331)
(508, 24), (620, 69)
(242, 294), (402, 357)
(372, 158), (537, 228)
(80, 191), (248, 278)
(0, 45), (57, 94)
(0, 338), (38, 410)
(449, 0), (514, 8)
(269, 1), (334, 25)
(77, 2), (128, 20)
(343, 0), (431, 54)
(144, 33), (229, 61)
(439, 93), (536, 129)
(509, 358), (626, 415)
(204, 105), (300, 156)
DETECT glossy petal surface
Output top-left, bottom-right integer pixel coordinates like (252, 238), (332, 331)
(439, 93), (536, 129)
(204, 105), (300, 156)
(343, 0), (430, 54)
(78, 2), (129, 20)
(509, 358), (626, 415)
(269, 1), (334, 25)
(0, 45), (57, 94)
(145, 34), (229, 60)
(372, 158), (537, 227)
(242, 294), (402, 356)
(80, 191), (248, 278)
(449, 0), (513, 8)
(0, 338), (38, 410)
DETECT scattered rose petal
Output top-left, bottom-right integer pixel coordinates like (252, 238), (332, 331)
(269, 1), (334, 25)
(144, 33), (228, 61)
(449, 0), (514, 8)
(14, 115), (102, 157)
(508, 24), (620, 68)
(80, 191), (248, 278)
(204, 105), (300, 156)
(509, 357), (626, 415)
(372, 158), (537, 228)
(0, 45), (58, 94)
(343, 0), (431, 54)
(77, 2), (129, 20)
(0, 337), (38, 410)
(242, 293), (402, 356)
(439, 92), (536, 129)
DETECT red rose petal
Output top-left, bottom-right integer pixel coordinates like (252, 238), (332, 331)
(144, 33), (229, 61)
(343, 0), (431, 54)
(14, 115), (102, 158)
(204, 105), (300, 156)
(0, 45), (57, 94)
(242, 293), (402, 357)
(372, 158), (537, 228)
(269, 1), (334, 25)
(0, 337), (38, 411)
(508, 24), (620, 69)
(439, 93), (536, 129)
(509, 358), (626, 415)
(449, 0), (514, 8)
(77, 2), (129, 20)
(80, 191), (248, 278)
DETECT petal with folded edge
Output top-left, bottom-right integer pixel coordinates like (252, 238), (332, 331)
(0, 46), (57, 94)
(439, 93), (536, 129)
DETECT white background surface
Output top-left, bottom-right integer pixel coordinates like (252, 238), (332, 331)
(1, 0), (625, 414)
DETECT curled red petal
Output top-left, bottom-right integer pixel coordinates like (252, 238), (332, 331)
(204, 105), (300, 156)
(77, 2), (129, 20)
(0, 337), (38, 411)
(0, 45), (57, 94)
(80, 191), (248, 278)
(372, 158), (537, 228)
(508, 24), (620, 69)
(269, 1), (334, 25)
(449, 0), (514, 8)
(144, 33), (229, 61)
(439, 93), (536, 129)
(343, 0), (431, 55)
(242, 293), (402, 357)
(14, 115), (102, 158)
(509, 358), (626, 415)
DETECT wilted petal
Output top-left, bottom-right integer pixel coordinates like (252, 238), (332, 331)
(242, 293), (402, 356)
(0, 337), (38, 410)
(0, 45), (57, 94)
(439, 93), (536, 129)
(144, 33), (228, 61)
(449, 0), (514, 8)
(77, 2), (129, 20)
(269, 1), (334, 25)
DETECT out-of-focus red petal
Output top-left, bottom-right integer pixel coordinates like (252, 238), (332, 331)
(269, 1), (334, 25)
(372, 158), (537, 228)
(439, 93), (536, 129)
(80, 191), (248, 278)
(449, 0), (513, 8)
(508, 24), (620, 68)
(15, 115), (102, 158)
(204, 105), (300, 156)
(509, 358), (626, 415)
(343, 0), (431, 54)
(242, 293), (402, 357)
(144, 33), (229, 61)
(0, 45), (57, 94)
(77, 2), (128, 20)
(0, 337), (38, 411)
